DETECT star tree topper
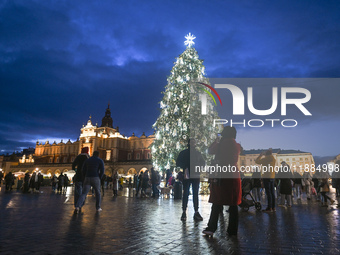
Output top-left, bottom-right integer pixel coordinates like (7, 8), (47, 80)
(184, 33), (196, 47)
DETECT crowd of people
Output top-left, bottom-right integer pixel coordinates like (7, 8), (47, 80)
(249, 160), (340, 209)
(1, 126), (339, 240)
(51, 173), (70, 194)
(1, 170), (46, 193)
(134, 167), (162, 198)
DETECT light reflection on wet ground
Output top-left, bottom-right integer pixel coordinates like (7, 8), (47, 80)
(0, 185), (339, 254)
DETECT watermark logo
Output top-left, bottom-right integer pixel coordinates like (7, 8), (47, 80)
(197, 79), (312, 128)
(196, 82), (222, 115)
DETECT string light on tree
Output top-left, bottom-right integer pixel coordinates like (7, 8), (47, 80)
(151, 34), (221, 172)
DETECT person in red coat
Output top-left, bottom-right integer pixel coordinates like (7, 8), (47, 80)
(203, 126), (242, 236)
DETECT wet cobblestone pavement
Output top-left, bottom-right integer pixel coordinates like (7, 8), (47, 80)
(1, 185), (340, 255)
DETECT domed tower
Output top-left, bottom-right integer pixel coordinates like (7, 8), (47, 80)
(101, 103), (113, 128)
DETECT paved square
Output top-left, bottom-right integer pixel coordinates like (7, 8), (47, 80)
(1, 186), (339, 254)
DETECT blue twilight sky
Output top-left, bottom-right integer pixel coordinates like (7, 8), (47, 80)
(0, 0), (339, 157)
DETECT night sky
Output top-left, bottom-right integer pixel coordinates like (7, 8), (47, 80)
(1, 0), (340, 157)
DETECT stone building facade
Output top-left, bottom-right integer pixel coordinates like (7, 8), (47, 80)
(9, 105), (154, 177)
(239, 148), (315, 174)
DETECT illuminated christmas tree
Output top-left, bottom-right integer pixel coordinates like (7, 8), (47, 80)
(151, 33), (221, 172)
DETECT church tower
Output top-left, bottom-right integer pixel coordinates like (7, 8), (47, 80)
(101, 103), (113, 128)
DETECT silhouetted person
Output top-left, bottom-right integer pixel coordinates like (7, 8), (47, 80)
(151, 167), (159, 198)
(0, 170), (4, 185)
(302, 169), (313, 200)
(101, 174), (107, 196)
(165, 169), (172, 187)
(72, 147), (89, 213)
(23, 172), (30, 193)
(293, 170), (302, 200)
(75, 151), (105, 213)
(35, 172), (43, 192)
(30, 171), (41, 193)
(333, 160), (340, 207)
(112, 172), (119, 197)
(176, 139), (204, 221)
(203, 126), (242, 236)
(57, 173), (64, 194)
(319, 174), (335, 207)
(51, 174), (58, 191)
(5, 172), (14, 191)
(133, 174), (138, 189)
(63, 173), (69, 192)
(256, 148), (276, 212)
(136, 171), (143, 197)
(251, 167), (262, 202)
(277, 161), (293, 207)
(141, 170), (150, 197)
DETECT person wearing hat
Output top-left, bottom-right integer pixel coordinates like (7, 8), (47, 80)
(72, 147), (89, 213)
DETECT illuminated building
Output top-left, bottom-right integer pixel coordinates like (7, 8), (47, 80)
(10, 105), (154, 177)
(239, 149), (315, 174)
